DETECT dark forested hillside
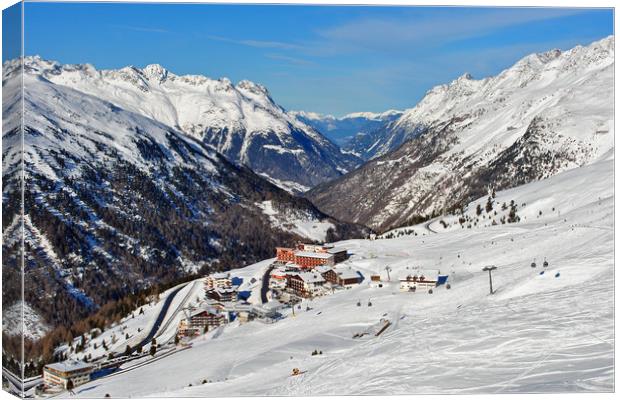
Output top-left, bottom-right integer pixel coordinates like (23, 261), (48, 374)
(1, 65), (368, 373)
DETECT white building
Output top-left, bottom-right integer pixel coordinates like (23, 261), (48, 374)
(270, 266), (291, 289)
(205, 272), (232, 289)
(252, 300), (284, 323)
(298, 243), (334, 252)
(399, 269), (439, 292)
(287, 272), (326, 297)
(43, 360), (94, 389)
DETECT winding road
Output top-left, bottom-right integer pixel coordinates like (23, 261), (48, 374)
(129, 284), (186, 353)
(150, 280), (200, 345)
(424, 219), (439, 234)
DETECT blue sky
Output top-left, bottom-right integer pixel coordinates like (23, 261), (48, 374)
(12, 4), (615, 116)
(2, 2), (21, 62)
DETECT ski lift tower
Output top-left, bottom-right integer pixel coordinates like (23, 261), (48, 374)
(385, 266), (392, 282)
(482, 265), (497, 295)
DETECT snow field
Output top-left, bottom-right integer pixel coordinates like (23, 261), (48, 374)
(71, 157), (613, 396)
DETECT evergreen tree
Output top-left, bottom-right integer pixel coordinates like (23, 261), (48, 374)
(485, 197), (493, 213)
(508, 205), (518, 223)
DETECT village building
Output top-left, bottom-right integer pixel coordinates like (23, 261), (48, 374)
(296, 243), (348, 262)
(399, 270), (440, 292)
(252, 300), (284, 323)
(296, 243), (332, 252)
(316, 265), (338, 284)
(316, 265), (362, 286)
(206, 287), (237, 302)
(236, 310), (254, 324)
(43, 360), (94, 389)
(270, 267), (291, 289)
(327, 248), (348, 263)
(294, 251), (335, 268)
(336, 268), (363, 285)
(205, 272), (232, 290)
(286, 272), (326, 297)
(275, 247), (296, 263)
(177, 308), (226, 337)
(275, 243), (346, 267)
(369, 274), (383, 287)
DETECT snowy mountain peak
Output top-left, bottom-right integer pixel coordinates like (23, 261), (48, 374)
(236, 79), (270, 96)
(289, 110), (337, 121)
(342, 109), (404, 120)
(455, 72), (474, 82)
(142, 63), (171, 82)
(13, 56), (358, 190)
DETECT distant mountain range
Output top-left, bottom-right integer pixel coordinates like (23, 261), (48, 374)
(308, 36), (614, 231)
(289, 110), (405, 159)
(20, 57), (360, 193)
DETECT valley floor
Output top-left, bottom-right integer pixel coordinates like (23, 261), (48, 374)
(69, 160), (613, 397)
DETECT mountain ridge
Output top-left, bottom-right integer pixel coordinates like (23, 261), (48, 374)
(13, 56), (360, 192)
(307, 36), (614, 231)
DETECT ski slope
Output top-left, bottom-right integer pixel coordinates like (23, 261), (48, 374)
(71, 158), (613, 396)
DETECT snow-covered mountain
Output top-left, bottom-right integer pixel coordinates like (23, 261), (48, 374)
(1, 59), (368, 333)
(290, 109), (403, 157)
(61, 153), (613, 396)
(19, 56), (360, 192)
(308, 36), (614, 231)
